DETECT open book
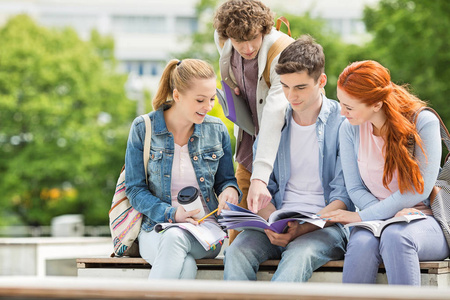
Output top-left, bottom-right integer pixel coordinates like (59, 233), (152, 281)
(154, 221), (226, 251)
(218, 202), (326, 234)
(344, 214), (427, 237)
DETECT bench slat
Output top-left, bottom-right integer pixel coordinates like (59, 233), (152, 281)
(76, 257), (449, 273)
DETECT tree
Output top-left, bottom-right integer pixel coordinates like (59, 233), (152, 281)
(0, 15), (136, 226)
(363, 0), (450, 122)
(176, 0), (236, 153)
(177, 0), (220, 67)
(279, 12), (367, 100)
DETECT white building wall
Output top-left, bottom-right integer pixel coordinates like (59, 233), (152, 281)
(0, 0), (199, 93)
(0, 0), (379, 94)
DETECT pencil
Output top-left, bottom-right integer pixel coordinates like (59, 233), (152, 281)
(197, 208), (218, 223)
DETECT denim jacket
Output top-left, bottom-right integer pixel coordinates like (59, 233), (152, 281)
(267, 96), (355, 212)
(125, 107), (241, 232)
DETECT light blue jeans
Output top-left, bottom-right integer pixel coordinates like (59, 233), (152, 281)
(224, 225), (348, 282)
(138, 227), (221, 279)
(343, 217), (450, 285)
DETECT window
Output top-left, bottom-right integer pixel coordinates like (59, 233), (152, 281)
(40, 13), (97, 33)
(112, 15), (166, 34)
(121, 61), (163, 77)
(175, 17), (198, 35)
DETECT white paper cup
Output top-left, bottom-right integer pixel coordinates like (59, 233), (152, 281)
(177, 186), (205, 220)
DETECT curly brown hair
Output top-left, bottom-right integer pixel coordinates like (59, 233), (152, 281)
(213, 0), (274, 42)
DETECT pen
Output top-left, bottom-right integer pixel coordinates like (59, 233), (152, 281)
(197, 208), (219, 223)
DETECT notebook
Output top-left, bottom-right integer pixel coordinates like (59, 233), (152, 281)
(216, 80), (255, 136)
(154, 221), (226, 251)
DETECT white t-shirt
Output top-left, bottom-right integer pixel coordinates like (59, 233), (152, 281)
(281, 117), (325, 214)
(171, 143), (214, 221)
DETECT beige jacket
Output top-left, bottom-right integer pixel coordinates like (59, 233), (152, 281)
(214, 28), (289, 184)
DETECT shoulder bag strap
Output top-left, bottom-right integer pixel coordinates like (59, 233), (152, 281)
(409, 107), (450, 203)
(141, 114), (152, 185)
(410, 107), (450, 161)
(421, 107), (450, 162)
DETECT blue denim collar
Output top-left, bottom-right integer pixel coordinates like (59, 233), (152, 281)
(284, 94), (333, 127)
(317, 94), (333, 124)
(152, 107), (170, 135)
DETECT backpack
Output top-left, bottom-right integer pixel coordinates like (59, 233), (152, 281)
(109, 114), (151, 257)
(263, 16), (295, 88)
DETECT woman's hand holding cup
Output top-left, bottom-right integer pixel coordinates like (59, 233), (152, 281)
(174, 206), (201, 225)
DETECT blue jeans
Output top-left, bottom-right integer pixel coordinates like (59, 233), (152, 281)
(224, 225), (348, 282)
(343, 217), (450, 285)
(139, 227), (221, 279)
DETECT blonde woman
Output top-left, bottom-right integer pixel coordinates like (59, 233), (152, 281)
(125, 59), (240, 279)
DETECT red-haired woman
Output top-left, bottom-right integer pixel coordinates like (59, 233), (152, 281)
(321, 60), (449, 285)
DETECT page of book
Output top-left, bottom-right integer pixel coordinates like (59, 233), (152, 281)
(268, 208), (321, 223)
(344, 214), (427, 237)
(219, 202), (326, 234)
(154, 221), (226, 251)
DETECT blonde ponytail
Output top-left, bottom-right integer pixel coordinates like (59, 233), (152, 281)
(152, 59), (179, 111)
(152, 59), (216, 111)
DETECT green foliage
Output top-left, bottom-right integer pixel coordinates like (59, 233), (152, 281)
(363, 0), (450, 123)
(176, 0), (234, 150)
(177, 0), (219, 69)
(0, 15), (135, 226)
(3, 1), (442, 228)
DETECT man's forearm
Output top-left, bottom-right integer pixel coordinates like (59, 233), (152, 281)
(318, 200), (348, 227)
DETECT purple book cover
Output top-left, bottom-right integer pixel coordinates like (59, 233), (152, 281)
(216, 81), (255, 135)
(223, 219), (293, 233)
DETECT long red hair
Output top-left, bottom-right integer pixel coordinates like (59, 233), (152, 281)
(338, 60), (427, 194)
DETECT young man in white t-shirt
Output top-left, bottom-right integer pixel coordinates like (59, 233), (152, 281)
(224, 35), (355, 282)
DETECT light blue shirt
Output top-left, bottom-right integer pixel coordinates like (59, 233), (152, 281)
(266, 96), (354, 212)
(339, 110), (441, 221)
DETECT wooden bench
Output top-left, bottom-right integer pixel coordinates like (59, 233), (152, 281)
(77, 257), (450, 287)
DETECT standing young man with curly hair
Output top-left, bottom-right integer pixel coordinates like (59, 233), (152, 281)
(213, 0), (292, 242)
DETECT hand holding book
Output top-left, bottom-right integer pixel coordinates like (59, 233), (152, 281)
(218, 202), (326, 234)
(264, 220), (303, 247)
(343, 213), (427, 237)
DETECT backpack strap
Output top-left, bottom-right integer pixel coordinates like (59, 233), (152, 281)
(276, 16), (292, 37)
(142, 114), (152, 185)
(218, 37), (226, 49)
(263, 33), (294, 88)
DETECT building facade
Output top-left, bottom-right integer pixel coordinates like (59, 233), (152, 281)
(0, 0), (379, 95)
